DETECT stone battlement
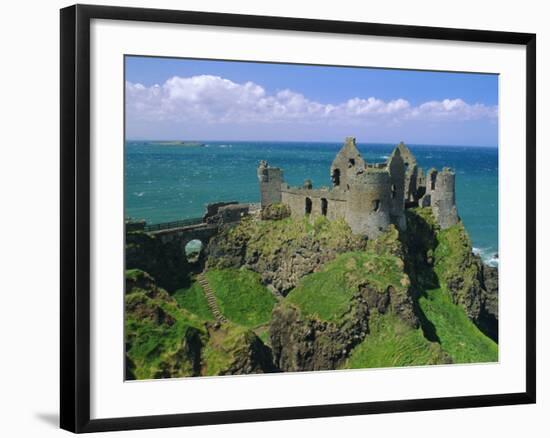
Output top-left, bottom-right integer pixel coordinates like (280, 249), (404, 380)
(257, 137), (459, 238)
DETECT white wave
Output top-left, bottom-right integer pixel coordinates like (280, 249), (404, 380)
(473, 247), (499, 267)
(134, 192), (144, 197)
(380, 155), (389, 159)
(219, 144), (232, 148)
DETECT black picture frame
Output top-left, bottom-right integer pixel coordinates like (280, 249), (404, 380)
(60, 4), (536, 433)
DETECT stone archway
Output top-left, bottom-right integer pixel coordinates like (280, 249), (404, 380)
(184, 239), (204, 264)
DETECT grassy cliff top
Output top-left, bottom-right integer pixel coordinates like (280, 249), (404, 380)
(225, 215), (366, 259)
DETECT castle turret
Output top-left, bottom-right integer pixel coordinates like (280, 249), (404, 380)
(257, 160), (283, 207)
(330, 137), (366, 191)
(431, 167), (459, 229)
(387, 146), (407, 230)
(346, 169), (391, 238)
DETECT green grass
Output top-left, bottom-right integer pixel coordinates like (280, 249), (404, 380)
(205, 269), (277, 328)
(173, 281), (214, 321)
(418, 288), (498, 363)
(344, 312), (448, 369)
(286, 250), (409, 323)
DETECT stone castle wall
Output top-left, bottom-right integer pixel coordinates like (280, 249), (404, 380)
(280, 185), (347, 221)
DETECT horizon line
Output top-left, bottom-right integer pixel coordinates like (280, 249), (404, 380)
(125, 139), (498, 148)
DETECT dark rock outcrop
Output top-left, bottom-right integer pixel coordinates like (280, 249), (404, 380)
(214, 329), (278, 375)
(478, 264), (499, 342)
(269, 294), (370, 372)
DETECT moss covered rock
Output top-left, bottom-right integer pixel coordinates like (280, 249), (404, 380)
(202, 324), (277, 376)
(269, 228), (419, 372)
(260, 203), (291, 220)
(207, 216), (367, 295)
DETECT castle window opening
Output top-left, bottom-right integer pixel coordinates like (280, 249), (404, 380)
(391, 184), (396, 199)
(372, 199), (381, 212)
(305, 197), (312, 215)
(348, 158), (355, 168)
(321, 198), (328, 216)
(332, 168), (341, 186)
(430, 172), (437, 190)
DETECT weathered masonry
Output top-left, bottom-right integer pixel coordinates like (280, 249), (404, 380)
(257, 137), (459, 238)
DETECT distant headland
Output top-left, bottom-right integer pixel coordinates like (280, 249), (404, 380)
(149, 141), (205, 147)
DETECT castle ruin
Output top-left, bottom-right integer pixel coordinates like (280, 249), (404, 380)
(257, 137), (459, 238)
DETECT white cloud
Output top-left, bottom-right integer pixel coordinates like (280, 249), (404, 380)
(407, 98), (498, 120)
(126, 75), (497, 127)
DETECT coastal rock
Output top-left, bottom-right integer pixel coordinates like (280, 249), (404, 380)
(478, 264), (499, 342)
(207, 216), (367, 295)
(269, 294), (370, 372)
(202, 323), (277, 376)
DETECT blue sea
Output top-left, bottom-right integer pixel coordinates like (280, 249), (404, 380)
(125, 141), (498, 266)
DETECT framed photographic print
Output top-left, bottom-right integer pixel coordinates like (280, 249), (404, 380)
(60, 4), (536, 433)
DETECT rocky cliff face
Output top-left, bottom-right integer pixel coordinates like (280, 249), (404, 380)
(207, 216), (367, 296)
(204, 325), (277, 376)
(269, 293), (369, 372)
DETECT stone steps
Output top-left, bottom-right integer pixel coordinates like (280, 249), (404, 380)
(197, 272), (228, 323)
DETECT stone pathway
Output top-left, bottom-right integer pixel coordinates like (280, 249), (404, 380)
(197, 271), (228, 323)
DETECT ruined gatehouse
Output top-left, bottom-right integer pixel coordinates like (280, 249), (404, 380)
(257, 137), (459, 238)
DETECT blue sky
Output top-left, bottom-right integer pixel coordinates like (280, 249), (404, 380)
(125, 56), (498, 146)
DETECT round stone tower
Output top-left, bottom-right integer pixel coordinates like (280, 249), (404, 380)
(345, 170), (391, 238)
(431, 167), (459, 229)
